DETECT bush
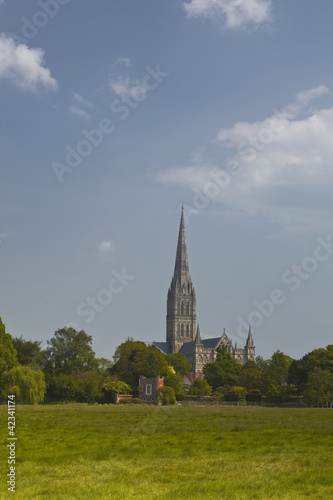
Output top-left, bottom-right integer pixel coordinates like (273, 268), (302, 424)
(155, 386), (176, 405)
(175, 393), (186, 401)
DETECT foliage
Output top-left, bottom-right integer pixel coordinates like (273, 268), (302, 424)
(261, 350), (294, 402)
(237, 360), (262, 391)
(163, 372), (184, 394)
(12, 336), (46, 369)
(2, 365), (46, 404)
(225, 386), (247, 402)
(155, 386), (176, 405)
(0, 317), (19, 395)
(203, 347), (241, 391)
(102, 381), (131, 403)
(302, 368), (333, 407)
(188, 378), (212, 396)
(111, 339), (168, 390)
(46, 327), (98, 375)
(165, 352), (192, 376)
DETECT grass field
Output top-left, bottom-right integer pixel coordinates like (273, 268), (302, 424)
(0, 404), (332, 499)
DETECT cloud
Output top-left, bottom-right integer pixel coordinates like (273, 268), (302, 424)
(98, 241), (113, 253)
(156, 86), (333, 230)
(0, 33), (58, 92)
(72, 92), (94, 108)
(68, 92), (94, 119)
(109, 75), (147, 100)
(68, 105), (91, 119)
(182, 0), (272, 29)
(113, 57), (132, 68)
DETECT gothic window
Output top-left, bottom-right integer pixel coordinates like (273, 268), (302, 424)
(181, 324), (184, 336)
(186, 324), (189, 337)
(146, 384), (152, 395)
(186, 303), (190, 315)
(181, 302), (184, 315)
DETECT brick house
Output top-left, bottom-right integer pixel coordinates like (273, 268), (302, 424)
(139, 376), (164, 402)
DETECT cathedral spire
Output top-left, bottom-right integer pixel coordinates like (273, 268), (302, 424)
(195, 324), (202, 345)
(246, 326), (254, 347)
(173, 206), (191, 286)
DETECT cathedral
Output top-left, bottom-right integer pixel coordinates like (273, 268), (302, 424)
(151, 208), (255, 377)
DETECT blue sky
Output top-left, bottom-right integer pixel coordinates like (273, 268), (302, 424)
(1, 0), (333, 361)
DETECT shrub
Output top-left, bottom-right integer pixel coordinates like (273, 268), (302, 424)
(155, 386), (176, 405)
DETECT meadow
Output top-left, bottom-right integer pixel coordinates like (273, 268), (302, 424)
(0, 404), (332, 499)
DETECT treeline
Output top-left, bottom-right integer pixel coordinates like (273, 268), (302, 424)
(0, 316), (332, 406)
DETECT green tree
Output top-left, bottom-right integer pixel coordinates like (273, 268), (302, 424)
(163, 372), (184, 394)
(2, 365), (46, 404)
(166, 353), (191, 377)
(0, 318), (19, 397)
(203, 347), (241, 391)
(112, 339), (168, 390)
(303, 368), (333, 407)
(237, 360), (262, 391)
(188, 378), (212, 396)
(51, 374), (79, 402)
(155, 386), (176, 405)
(262, 351), (294, 402)
(12, 336), (46, 369)
(102, 381), (131, 403)
(46, 327), (98, 375)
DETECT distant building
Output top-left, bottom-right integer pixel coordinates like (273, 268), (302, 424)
(139, 376), (164, 402)
(150, 208), (255, 377)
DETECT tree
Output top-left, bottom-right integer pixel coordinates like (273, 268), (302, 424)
(165, 353), (191, 377)
(188, 378), (212, 396)
(237, 360), (262, 391)
(303, 368), (333, 407)
(46, 327), (98, 375)
(2, 365), (46, 404)
(0, 318), (18, 397)
(112, 339), (168, 390)
(12, 336), (46, 369)
(155, 386), (176, 405)
(164, 371), (184, 394)
(203, 347), (241, 391)
(261, 351), (294, 402)
(102, 381), (131, 403)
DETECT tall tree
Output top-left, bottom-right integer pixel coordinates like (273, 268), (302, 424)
(46, 327), (97, 375)
(303, 368), (333, 407)
(0, 317), (18, 397)
(12, 336), (46, 369)
(112, 339), (168, 390)
(165, 352), (191, 377)
(203, 347), (241, 391)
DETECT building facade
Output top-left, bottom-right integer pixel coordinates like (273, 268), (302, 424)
(152, 208), (255, 377)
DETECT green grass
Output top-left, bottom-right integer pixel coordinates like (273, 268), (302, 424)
(0, 404), (332, 499)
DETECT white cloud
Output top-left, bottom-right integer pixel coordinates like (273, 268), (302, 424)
(109, 75), (147, 100)
(98, 241), (113, 253)
(156, 86), (333, 230)
(68, 105), (91, 119)
(0, 33), (58, 92)
(72, 92), (94, 108)
(113, 57), (132, 67)
(182, 0), (272, 29)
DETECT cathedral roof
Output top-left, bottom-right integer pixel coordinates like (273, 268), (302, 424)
(179, 341), (195, 355)
(148, 342), (171, 355)
(202, 337), (221, 348)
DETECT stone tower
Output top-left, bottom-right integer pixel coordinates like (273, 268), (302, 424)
(166, 207), (196, 353)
